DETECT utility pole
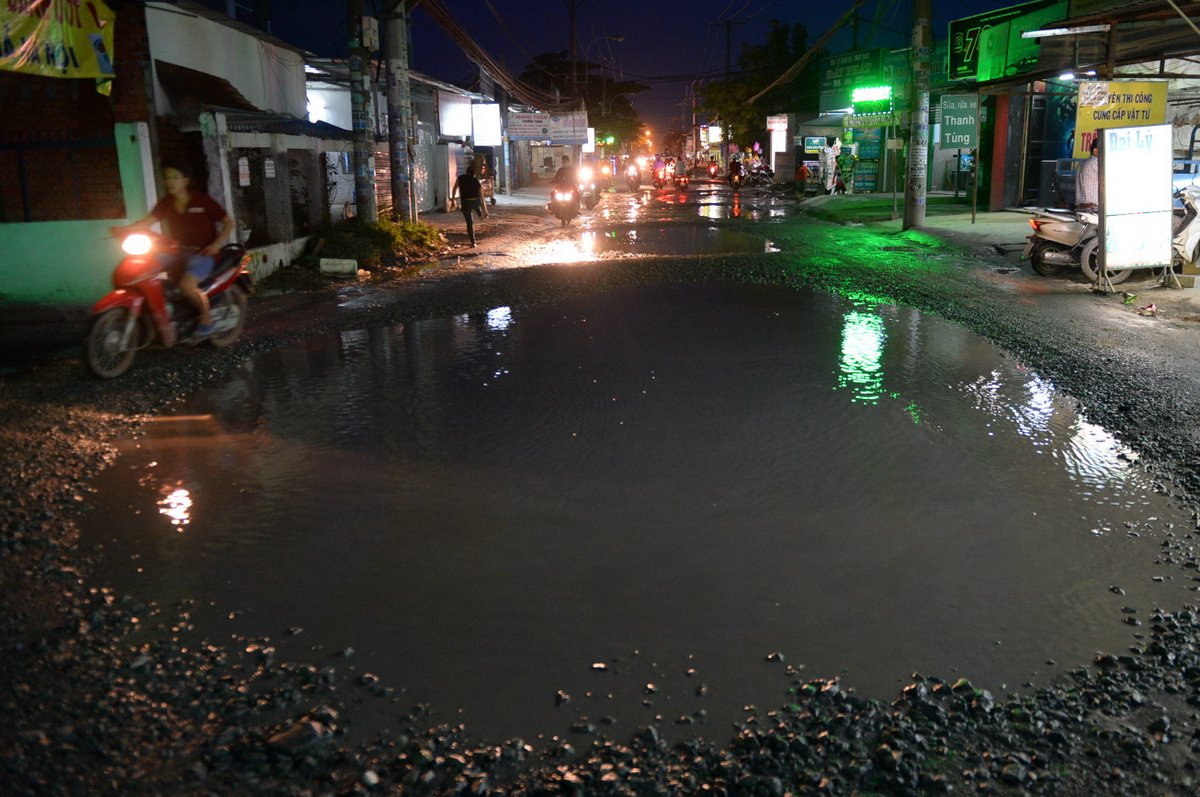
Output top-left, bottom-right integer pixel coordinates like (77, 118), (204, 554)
(903, 0), (931, 230)
(348, 0), (377, 222)
(383, 0), (414, 222)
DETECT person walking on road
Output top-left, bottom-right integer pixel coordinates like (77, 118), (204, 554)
(451, 165), (487, 247)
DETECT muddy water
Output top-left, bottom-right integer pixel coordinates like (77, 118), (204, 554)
(81, 282), (1189, 745)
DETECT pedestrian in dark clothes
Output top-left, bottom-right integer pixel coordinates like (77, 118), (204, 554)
(451, 165), (487, 247)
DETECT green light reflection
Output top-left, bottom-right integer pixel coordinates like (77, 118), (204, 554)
(837, 311), (886, 405)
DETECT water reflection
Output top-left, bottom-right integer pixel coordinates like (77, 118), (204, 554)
(837, 311), (887, 404)
(157, 487), (193, 528)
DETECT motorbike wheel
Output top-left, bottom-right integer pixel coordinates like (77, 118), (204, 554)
(1079, 238), (1132, 285)
(1028, 241), (1067, 276)
(208, 285), (248, 348)
(85, 307), (138, 378)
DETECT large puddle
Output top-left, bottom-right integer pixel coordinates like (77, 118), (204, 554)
(528, 225), (777, 264)
(81, 282), (1189, 745)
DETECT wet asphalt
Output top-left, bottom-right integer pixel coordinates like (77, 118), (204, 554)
(5, 182), (1200, 795)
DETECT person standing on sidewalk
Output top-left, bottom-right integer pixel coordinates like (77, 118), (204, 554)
(451, 165), (487, 247)
(1075, 136), (1100, 212)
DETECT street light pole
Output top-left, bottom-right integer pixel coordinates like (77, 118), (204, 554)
(348, 0), (377, 222)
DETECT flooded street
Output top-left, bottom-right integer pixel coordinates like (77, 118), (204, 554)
(81, 280), (1188, 745)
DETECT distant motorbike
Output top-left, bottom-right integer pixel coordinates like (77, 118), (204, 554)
(707, 161), (719, 179)
(577, 165), (599, 209)
(625, 163), (640, 191)
(673, 172), (689, 191)
(728, 170), (744, 189)
(86, 232), (251, 378)
(548, 184), (581, 227)
(653, 166), (669, 189)
(598, 161), (613, 190)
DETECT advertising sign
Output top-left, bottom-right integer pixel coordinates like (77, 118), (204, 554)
(766, 115), (788, 132)
(471, 103), (502, 146)
(939, 94), (979, 148)
(0, 0), (116, 80)
(1074, 81), (1167, 158)
(819, 49), (883, 112)
(507, 111), (589, 144)
(1101, 124), (1172, 271)
(948, 0), (1065, 81)
(803, 136), (826, 154)
(438, 91), (472, 138)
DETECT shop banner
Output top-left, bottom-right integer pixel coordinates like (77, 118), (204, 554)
(1074, 80), (1167, 158)
(948, 0), (1064, 81)
(508, 111), (588, 144)
(939, 94), (979, 148)
(1, 0), (116, 79)
(1101, 123), (1172, 271)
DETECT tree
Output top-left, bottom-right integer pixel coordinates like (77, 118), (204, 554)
(518, 51), (648, 147)
(701, 21), (821, 150)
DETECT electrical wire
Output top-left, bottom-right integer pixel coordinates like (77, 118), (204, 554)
(745, 0), (868, 104)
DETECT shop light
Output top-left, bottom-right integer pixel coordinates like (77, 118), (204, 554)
(1022, 24), (1110, 38)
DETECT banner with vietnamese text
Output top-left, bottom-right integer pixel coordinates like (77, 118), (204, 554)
(1, 0), (116, 80)
(507, 111), (588, 144)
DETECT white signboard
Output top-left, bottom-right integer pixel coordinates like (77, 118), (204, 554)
(582, 126), (596, 154)
(471, 103), (502, 146)
(1101, 123), (1173, 271)
(438, 90), (473, 138)
(766, 114), (788, 132)
(508, 111), (589, 144)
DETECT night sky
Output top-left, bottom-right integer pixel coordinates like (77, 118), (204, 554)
(272, 0), (1011, 132)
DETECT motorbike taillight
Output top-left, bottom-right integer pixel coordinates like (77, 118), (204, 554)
(1028, 218), (1041, 231)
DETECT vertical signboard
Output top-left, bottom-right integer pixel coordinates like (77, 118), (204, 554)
(1074, 81), (1167, 158)
(939, 95), (979, 148)
(1100, 124), (1172, 272)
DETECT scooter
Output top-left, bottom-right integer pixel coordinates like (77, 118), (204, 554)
(728, 171), (744, 189)
(577, 165), (599, 209)
(85, 232), (252, 378)
(673, 171), (690, 191)
(548, 184), (581, 227)
(598, 161), (613, 190)
(707, 161), (719, 179)
(625, 163), (640, 191)
(1170, 186), (1200, 275)
(1024, 206), (1135, 285)
(653, 167), (669, 189)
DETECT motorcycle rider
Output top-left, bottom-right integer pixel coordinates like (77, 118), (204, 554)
(553, 155), (577, 189)
(111, 162), (235, 337)
(728, 158), (744, 183)
(674, 155), (688, 180)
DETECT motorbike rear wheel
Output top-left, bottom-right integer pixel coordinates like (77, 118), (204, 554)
(1079, 238), (1132, 285)
(85, 307), (138, 378)
(208, 285), (248, 348)
(1028, 241), (1067, 276)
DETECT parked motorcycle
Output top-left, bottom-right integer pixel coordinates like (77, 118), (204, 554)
(577, 165), (599, 209)
(1024, 207), (1135, 285)
(85, 232), (252, 378)
(1170, 186), (1200, 275)
(549, 184), (581, 226)
(625, 163), (640, 191)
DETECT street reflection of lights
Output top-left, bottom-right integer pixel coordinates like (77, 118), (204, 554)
(486, 306), (512, 331)
(158, 487), (193, 528)
(764, 240), (780, 253)
(838, 311), (886, 404)
(580, 231), (597, 254)
(532, 238), (599, 265)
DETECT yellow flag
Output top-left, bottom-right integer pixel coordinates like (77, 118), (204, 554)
(1, 0), (116, 80)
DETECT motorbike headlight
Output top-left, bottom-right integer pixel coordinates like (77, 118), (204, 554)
(555, 191), (570, 201)
(122, 233), (153, 255)
(578, 167), (594, 182)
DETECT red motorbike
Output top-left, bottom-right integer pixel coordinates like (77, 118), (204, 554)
(653, 167), (669, 189)
(85, 232), (252, 378)
(707, 162), (719, 179)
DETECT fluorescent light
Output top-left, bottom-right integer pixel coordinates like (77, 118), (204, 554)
(1022, 24), (1111, 39)
(1058, 72), (1075, 80)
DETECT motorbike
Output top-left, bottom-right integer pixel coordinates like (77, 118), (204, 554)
(1023, 207), (1135, 284)
(598, 161), (613, 190)
(707, 162), (719, 179)
(577, 165), (599, 209)
(548, 184), (581, 227)
(653, 166), (669, 189)
(728, 170), (744, 189)
(85, 232), (252, 378)
(1170, 186), (1200, 276)
(625, 163), (640, 191)
(673, 171), (690, 191)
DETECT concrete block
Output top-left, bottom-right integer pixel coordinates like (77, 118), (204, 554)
(319, 258), (358, 277)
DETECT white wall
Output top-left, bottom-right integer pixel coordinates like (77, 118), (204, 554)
(146, 3), (306, 117)
(306, 84), (386, 136)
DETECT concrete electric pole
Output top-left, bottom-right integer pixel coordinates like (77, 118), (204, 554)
(349, 0), (377, 222)
(903, 0), (932, 230)
(383, 0), (415, 222)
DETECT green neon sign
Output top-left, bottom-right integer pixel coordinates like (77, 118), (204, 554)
(851, 86), (892, 104)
